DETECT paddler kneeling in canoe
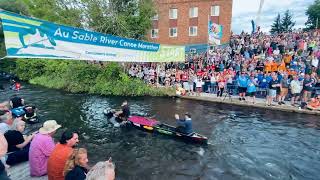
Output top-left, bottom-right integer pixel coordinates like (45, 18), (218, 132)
(175, 113), (193, 135)
(109, 100), (131, 127)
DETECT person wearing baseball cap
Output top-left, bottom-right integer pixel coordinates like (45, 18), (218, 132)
(29, 120), (61, 177)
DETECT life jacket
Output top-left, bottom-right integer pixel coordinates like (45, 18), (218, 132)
(11, 106), (26, 117)
(15, 83), (21, 90)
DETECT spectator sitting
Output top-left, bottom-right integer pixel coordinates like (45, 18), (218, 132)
(307, 97), (320, 111)
(64, 148), (89, 180)
(86, 158), (115, 180)
(29, 120), (61, 177)
(0, 133), (10, 180)
(47, 130), (79, 180)
(0, 110), (14, 134)
(4, 119), (35, 166)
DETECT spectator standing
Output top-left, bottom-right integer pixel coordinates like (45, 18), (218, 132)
(237, 72), (248, 101)
(267, 72), (280, 106)
(247, 75), (258, 104)
(279, 73), (290, 105)
(290, 75), (302, 106)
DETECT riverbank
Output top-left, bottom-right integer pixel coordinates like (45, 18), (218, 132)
(0, 59), (175, 96)
(181, 93), (320, 116)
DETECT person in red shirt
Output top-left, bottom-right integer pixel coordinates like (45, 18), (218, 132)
(47, 130), (79, 180)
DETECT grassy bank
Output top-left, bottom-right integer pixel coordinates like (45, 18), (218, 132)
(0, 59), (175, 96)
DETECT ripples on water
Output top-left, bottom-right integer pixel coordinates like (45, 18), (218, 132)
(1, 80), (320, 180)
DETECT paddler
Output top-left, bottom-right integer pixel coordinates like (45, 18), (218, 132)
(175, 113), (193, 134)
(109, 100), (131, 127)
(115, 100), (130, 121)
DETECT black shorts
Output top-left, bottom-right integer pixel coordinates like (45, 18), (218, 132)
(238, 87), (247, 93)
(247, 92), (256, 97)
(293, 93), (300, 97)
(276, 88), (281, 95)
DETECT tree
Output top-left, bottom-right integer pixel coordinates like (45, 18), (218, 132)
(0, 0), (30, 57)
(281, 10), (295, 32)
(81, 0), (155, 40)
(305, 0), (320, 29)
(270, 13), (282, 34)
(22, 0), (83, 28)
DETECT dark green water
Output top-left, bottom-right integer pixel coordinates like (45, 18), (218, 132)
(1, 80), (320, 180)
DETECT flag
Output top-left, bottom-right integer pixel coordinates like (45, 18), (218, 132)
(208, 20), (223, 45)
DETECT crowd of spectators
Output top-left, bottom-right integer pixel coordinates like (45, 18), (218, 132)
(127, 29), (320, 110)
(0, 97), (115, 180)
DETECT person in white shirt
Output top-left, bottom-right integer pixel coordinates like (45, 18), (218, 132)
(311, 55), (319, 72)
(0, 110), (14, 134)
(273, 47), (280, 55)
(195, 78), (203, 96)
(290, 75), (302, 106)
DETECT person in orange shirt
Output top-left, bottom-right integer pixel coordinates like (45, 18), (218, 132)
(278, 60), (286, 72)
(283, 53), (292, 66)
(47, 130), (79, 180)
(264, 60), (272, 73)
(307, 98), (320, 110)
(271, 60), (278, 72)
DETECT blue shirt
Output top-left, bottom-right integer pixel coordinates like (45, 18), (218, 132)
(237, 76), (248, 87)
(259, 77), (269, 88)
(219, 63), (225, 71)
(247, 79), (257, 92)
(177, 119), (193, 134)
(257, 74), (264, 82)
(266, 75), (272, 83)
(277, 74), (283, 82)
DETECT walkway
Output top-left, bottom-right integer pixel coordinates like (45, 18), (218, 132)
(7, 162), (47, 180)
(181, 93), (320, 116)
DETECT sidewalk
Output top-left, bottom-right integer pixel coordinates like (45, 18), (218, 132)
(181, 93), (320, 116)
(7, 162), (47, 180)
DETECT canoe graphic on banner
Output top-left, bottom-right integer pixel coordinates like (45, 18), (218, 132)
(208, 21), (223, 45)
(0, 10), (185, 62)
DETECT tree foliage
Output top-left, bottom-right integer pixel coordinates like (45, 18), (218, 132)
(81, 0), (155, 40)
(0, 0), (30, 57)
(270, 10), (295, 34)
(0, 59), (175, 96)
(281, 10), (295, 32)
(22, 0), (83, 27)
(270, 13), (282, 34)
(305, 0), (320, 29)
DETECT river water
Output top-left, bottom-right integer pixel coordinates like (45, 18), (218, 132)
(1, 80), (320, 180)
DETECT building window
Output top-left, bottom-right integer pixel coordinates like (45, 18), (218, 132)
(189, 7), (198, 18)
(152, 13), (159, 20)
(189, 26), (198, 36)
(211, 6), (220, 16)
(151, 29), (158, 38)
(169, 27), (177, 37)
(169, 8), (178, 19)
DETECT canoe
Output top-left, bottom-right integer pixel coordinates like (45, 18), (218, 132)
(128, 116), (208, 144)
(103, 111), (208, 144)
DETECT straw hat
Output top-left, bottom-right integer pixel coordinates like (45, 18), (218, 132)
(39, 120), (61, 134)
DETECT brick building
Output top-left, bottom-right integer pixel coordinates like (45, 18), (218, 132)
(147, 0), (233, 47)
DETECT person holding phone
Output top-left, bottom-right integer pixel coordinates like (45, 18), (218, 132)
(4, 119), (34, 165)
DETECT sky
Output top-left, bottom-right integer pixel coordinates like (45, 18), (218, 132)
(231, 0), (314, 34)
